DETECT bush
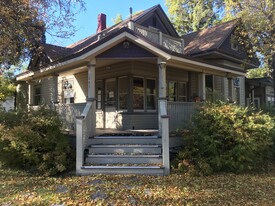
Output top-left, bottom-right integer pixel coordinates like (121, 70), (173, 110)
(0, 107), (74, 176)
(177, 102), (275, 175)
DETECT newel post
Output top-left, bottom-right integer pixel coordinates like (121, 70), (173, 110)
(76, 116), (84, 175)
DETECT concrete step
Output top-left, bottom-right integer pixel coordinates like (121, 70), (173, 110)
(86, 154), (162, 164)
(88, 135), (161, 145)
(79, 165), (165, 176)
(89, 144), (162, 154)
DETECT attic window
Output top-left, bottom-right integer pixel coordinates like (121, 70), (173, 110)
(231, 34), (239, 50)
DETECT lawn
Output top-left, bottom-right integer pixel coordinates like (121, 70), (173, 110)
(1, 166), (275, 206)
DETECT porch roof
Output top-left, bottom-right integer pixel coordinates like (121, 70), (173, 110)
(16, 26), (247, 81)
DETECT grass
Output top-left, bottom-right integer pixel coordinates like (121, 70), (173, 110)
(1, 165), (275, 206)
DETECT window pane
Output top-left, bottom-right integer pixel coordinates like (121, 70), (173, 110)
(178, 82), (187, 102)
(168, 81), (177, 101)
(119, 77), (129, 110)
(33, 85), (41, 105)
(106, 79), (116, 106)
(133, 94), (144, 109)
(146, 79), (156, 110)
(133, 77), (144, 110)
(96, 81), (103, 109)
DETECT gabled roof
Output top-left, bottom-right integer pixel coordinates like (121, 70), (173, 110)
(183, 19), (238, 55)
(39, 4), (178, 65)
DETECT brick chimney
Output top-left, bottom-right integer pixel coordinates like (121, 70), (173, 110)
(97, 13), (106, 33)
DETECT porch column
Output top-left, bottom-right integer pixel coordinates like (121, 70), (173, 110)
(228, 77), (233, 102)
(198, 72), (206, 101)
(27, 81), (33, 107)
(158, 59), (167, 134)
(87, 59), (96, 137)
(158, 58), (170, 175)
(250, 85), (255, 107)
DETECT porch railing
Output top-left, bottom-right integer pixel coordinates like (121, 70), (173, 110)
(134, 24), (184, 54)
(76, 101), (94, 174)
(167, 102), (198, 131)
(55, 103), (86, 133)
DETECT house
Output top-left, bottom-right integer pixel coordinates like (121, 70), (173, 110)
(16, 5), (258, 175)
(246, 77), (275, 108)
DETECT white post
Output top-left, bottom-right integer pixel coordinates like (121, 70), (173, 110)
(161, 116), (170, 175)
(181, 39), (185, 54)
(27, 81), (33, 108)
(228, 77), (233, 102)
(159, 31), (163, 46)
(198, 72), (206, 101)
(128, 20), (134, 30)
(76, 116), (84, 175)
(87, 59), (96, 137)
(158, 59), (167, 134)
(158, 58), (170, 175)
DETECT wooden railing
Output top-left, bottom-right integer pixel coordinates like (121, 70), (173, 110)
(134, 24), (184, 54)
(167, 102), (199, 131)
(55, 103), (86, 133)
(76, 101), (94, 174)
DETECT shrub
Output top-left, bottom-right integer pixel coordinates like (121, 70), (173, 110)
(0, 107), (74, 176)
(177, 102), (275, 175)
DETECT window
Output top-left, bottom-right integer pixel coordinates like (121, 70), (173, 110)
(178, 82), (187, 101)
(96, 80), (103, 109)
(146, 79), (156, 110)
(118, 77), (129, 110)
(168, 81), (177, 101)
(33, 85), (41, 105)
(105, 78), (116, 107)
(167, 81), (187, 102)
(133, 77), (144, 110)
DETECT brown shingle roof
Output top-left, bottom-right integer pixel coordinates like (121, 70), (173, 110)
(183, 19), (238, 55)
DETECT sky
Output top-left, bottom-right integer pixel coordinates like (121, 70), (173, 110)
(47, 0), (167, 47)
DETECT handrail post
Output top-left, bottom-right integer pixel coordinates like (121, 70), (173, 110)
(161, 115), (170, 175)
(76, 116), (84, 175)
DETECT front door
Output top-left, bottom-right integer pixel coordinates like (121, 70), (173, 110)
(105, 78), (117, 128)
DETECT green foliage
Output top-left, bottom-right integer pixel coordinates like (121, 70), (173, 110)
(0, 75), (16, 102)
(165, 0), (223, 34)
(246, 67), (269, 78)
(112, 14), (123, 24)
(0, 107), (74, 176)
(177, 102), (275, 175)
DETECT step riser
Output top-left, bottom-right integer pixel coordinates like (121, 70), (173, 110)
(88, 138), (161, 145)
(85, 157), (162, 164)
(89, 147), (161, 154)
(78, 168), (164, 176)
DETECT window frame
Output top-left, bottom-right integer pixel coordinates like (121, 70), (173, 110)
(133, 76), (145, 112)
(33, 84), (42, 106)
(146, 78), (157, 112)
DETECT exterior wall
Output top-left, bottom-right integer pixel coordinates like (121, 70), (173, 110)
(189, 72), (199, 99)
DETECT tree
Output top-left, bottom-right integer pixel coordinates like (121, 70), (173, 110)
(112, 14), (123, 24)
(0, 0), (85, 71)
(0, 74), (16, 102)
(246, 68), (269, 79)
(165, 0), (224, 34)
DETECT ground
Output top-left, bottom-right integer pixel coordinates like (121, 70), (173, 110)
(1, 165), (275, 206)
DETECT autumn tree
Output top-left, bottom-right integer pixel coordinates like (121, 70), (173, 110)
(112, 14), (123, 24)
(0, 0), (85, 71)
(0, 74), (16, 102)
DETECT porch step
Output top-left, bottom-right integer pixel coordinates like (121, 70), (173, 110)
(89, 144), (161, 154)
(88, 135), (161, 145)
(84, 135), (163, 175)
(80, 165), (165, 176)
(86, 154), (162, 164)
